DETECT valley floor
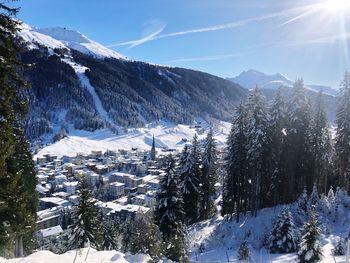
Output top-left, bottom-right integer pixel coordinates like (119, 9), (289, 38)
(34, 121), (230, 158)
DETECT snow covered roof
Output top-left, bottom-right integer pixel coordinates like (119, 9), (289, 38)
(98, 201), (150, 214)
(38, 225), (63, 238)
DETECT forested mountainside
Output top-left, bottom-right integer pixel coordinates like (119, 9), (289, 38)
(20, 41), (246, 140)
(23, 25), (338, 144)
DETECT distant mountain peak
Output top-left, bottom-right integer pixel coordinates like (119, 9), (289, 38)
(36, 27), (89, 44)
(18, 23), (126, 60)
(229, 69), (337, 96)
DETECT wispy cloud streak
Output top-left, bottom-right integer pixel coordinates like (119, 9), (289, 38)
(282, 32), (350, 46)
(109, 7), (301, 48)
(167, 53), (246, 63)
(107, 24), (166, 48)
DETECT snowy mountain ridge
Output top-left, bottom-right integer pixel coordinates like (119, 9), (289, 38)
(229, 69), (338, 96)
(18, 23), (126, 60)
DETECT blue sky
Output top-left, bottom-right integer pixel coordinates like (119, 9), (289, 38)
(17, 0), (350, 87)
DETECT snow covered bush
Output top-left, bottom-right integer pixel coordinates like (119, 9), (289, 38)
(238, 240), (251, 261)
(298, 210), (323, 262)
(268, 206), (297, 253)
(333, 237), (346, 256)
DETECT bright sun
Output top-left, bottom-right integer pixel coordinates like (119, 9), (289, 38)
(320, 0), (350, 13)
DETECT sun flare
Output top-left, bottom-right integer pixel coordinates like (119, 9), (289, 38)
(319, 0), (350, 13)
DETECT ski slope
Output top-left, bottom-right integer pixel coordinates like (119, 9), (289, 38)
(34, 121), (231, 158)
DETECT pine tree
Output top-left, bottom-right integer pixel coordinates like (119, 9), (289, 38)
(333, 237), (346, 256)
(245, 86), (270, 216)
(327, 187), (335, 202)
(269, 87), (286, 206)
(308, 185), (319, 210)
(284, 79), (312, 202)
(298, 210), (323, 263)
(101, 219), (119, 250)
(295, 188), (308, 226)
(335, 72), (350, 191)
(200, 128), (218, 220)
(4, 126), (38, 256)
(238, 240), (251, 261)
(0, 1), (34, 257)
(68, 178), (100, 249)
(222, 102), (249, 222)
(179, 134), (201, 224)
(155, 155), (188, 262)
(129, 214), (163, 261)
(268, 206), (297, 253)
(310, 90), (332, 193)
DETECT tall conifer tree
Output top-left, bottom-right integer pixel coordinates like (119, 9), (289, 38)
(200, 128), (218, 220)
(335, 72), (350, 191)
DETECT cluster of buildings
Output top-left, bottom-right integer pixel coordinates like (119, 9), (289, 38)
(34, 145), (168, 245)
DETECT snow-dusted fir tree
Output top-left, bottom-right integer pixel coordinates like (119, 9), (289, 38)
(308, 185), (319, 210)
(295, 188), (308, 226)
(269, 87), (286, 206)
(155, 155), (188, 262)
(0, 4), (38, 255)
(238, 240), (251, 261)
(310, 90), (332, 193)
(285, 79), (312, 202)
(268, 206), (297, 253)
(68, 178), (99, 249)
(223, 102), (248, 222)
(200, 128), (218, 220)
(129, 214), (163, 260)
(101, 219), (119, 250)
(245, 86), (270, 216)
(298, 210), (323, 263)
(330, 187), (347, 223)
(179, 134), (202, 224)
(327, 187), (335, 202)
(335, 72), (350, 192)
(333, 237), (346, 256)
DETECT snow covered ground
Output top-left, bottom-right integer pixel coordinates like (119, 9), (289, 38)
(187, 204), (349, 263)
(1, 248), (151, 263)
(34, 121), (231, 158)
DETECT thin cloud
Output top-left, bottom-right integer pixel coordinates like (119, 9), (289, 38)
(109, 7), (302, 48)
(282, 32), (350, 46)
(107, 24), (166, 48)
(168, 54), (244, 63)
(167, 49), (260, 63)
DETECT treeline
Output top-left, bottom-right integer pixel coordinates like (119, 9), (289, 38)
(222, 74), (350, 222)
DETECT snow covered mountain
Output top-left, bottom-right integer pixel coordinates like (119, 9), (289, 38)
(19, 23), (125, 60)
(18, 23), (246, 141)
(229, 69), (338, 96)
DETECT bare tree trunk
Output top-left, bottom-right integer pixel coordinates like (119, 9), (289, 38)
(14, 236), (24, 258)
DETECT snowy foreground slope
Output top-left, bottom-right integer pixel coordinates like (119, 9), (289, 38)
(187, 204), (349, 262)
(1, 248), (152, 263)
(35, 121), (231, 158)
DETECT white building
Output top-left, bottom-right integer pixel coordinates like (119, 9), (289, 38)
(109, 181), (125, 198)
(63, 181), (79, 195)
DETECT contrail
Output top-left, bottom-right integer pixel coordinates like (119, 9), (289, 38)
(108, 7), (304, 48)
(107, 24), (166, 48)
